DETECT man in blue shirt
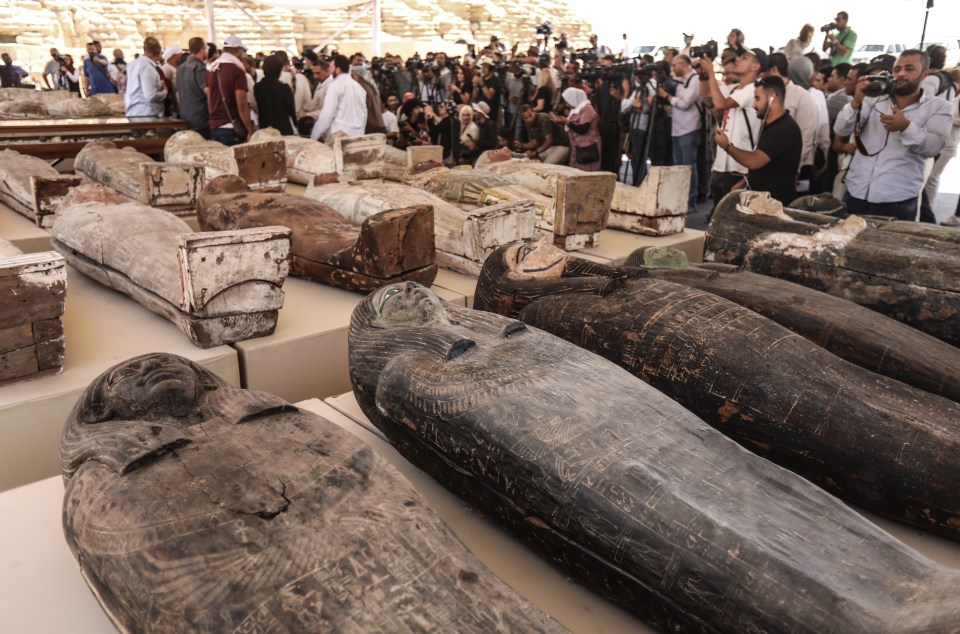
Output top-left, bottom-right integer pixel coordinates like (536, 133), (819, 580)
(124, 38), (168, 118)
(82, 42), (115, 96)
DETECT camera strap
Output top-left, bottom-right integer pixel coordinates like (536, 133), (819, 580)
(853, 103), (890, 157)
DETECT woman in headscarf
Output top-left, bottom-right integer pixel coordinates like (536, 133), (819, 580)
(253, 54), (297, 135)
(554, 87), (601, 172)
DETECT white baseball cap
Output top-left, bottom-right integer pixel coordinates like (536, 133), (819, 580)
(223, 35), (247, 50)
(472, 102), (490, 117)
(162, 44), (182, 61)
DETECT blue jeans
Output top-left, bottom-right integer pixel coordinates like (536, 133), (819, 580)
(672, 131), (700, 208)
(211, 127), (241, 146)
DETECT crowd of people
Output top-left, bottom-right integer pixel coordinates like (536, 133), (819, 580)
(3, 9), (958, 224)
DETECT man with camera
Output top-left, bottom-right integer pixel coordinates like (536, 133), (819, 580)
(698, 48), (765, 208)
(713, 76), (802, 205)
(834, 50), (952, 220)
(822, 12), (857, 67)
(83, 42), (115, 96)
(622, 66), (657, 184)
(657, 54), (701, 211)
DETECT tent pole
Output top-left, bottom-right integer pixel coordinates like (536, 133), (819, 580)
(206, 0), (217, 46)
(372, 0), (381, 56)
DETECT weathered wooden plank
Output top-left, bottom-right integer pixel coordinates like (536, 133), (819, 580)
(351, 281), (960, 632)
(334, 133), (386, 182)
(0, 249), (66, 382)
(138, 162), (204, 212)
(705, 191), (960, 345)
(474, 241), (960, 540)
(305, 179), (534, 275)
(198, 175), (437, 292)
(60, 353), (566, 634)
(626, 250), (960, 402)
(31, 175), (82, 228)
(52, 184), (289, 348)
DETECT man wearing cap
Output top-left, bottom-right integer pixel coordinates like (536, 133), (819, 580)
(206, 35), (254, 145)
(124, 37), (168, 117)
(310, 54), (367, 141)
(461, 101), (497, 162)
(698, 48), (764, 209)
(176, 37), (209, 138)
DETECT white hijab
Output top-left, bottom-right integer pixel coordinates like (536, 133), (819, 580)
(562, 87), (589, 116)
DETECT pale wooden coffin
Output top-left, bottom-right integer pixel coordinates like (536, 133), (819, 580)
(51, 185), (291, 348)
(75, 140), (203, 214)
(0, 149), (80, 227)
(164, 130), (287, 192)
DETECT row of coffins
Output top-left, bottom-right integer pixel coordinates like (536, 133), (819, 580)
(3, 151), (956, 629)
(0, 90), (125, 119)
(59, 265), (960, 631)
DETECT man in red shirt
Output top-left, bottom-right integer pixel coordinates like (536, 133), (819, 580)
(206, 35), (254, 146)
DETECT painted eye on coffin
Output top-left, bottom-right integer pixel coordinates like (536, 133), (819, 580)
(377, 286), (402, 314)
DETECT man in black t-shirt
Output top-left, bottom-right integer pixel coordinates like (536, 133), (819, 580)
(713, 75), (801, 205)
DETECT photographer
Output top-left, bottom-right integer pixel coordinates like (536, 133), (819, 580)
(698, 48), (765, 209)
(82, 42), (115, 96)
(474, 58), (501, 123)
(57, 55), (80, 93)
(822, 12), (857, 67)
(622, 67), (656, 184)
(657, 55), (701, 211)
(834, 50), (952, 220)
(714, 76), (802, 205)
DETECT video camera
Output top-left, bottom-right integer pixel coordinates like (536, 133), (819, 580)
(536, 21), (553, 38)
(689, 40), (719, 61)
(820, 22), (839, 33)
(864, 72), (894, 98)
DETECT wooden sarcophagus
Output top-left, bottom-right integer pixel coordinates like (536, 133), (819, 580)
(60, 352), (566, 633)
(0, 148), (80, 227)
(51, 184), (290, 348)
(349, 281), (960, 632)
(198, 175), (437, 292)
(473, 240), (960, 540)
(163, 130), (287, 192)
(705, 190), (960, 346)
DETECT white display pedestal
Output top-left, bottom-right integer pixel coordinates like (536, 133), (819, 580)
(433, 268), (478, 308)
(0, 266), (240, 493)
(232, 277), (465, 405)
(576, 228), (706, 265)
(0, 202), (52, 253)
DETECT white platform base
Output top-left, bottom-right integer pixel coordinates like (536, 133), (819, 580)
(576, 228), (705, 266)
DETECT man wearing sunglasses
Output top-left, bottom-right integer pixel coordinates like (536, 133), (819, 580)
(698, 47), (766, 210)
(833, 49), (952, 220)
(713, 75), (802, 205)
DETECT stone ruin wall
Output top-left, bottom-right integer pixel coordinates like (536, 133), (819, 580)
(0, 0), (592, 74)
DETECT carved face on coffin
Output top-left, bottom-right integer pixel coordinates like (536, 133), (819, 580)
(371, 281), (450, 327)
(78, 353), (220, 423)
(503, 238), (568, 280)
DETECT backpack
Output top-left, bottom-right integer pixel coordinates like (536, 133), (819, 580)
(934, 70), (956, 99)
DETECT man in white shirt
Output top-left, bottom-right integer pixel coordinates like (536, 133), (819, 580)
(698, 48), (765, 209)
(920, 45), (960, 223)
(42, 48), (61, 89)
(310, 54), (367, 141)
(658, 54), (701, 210)
(124, 38), (168, 117)
(834, 49), (952, 220)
